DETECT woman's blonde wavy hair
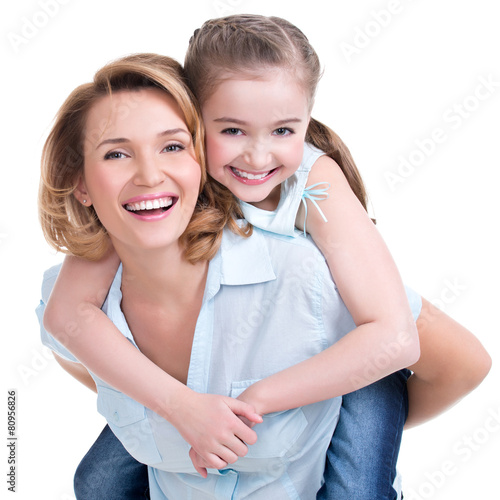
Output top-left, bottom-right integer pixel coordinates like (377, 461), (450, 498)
(39, 53), (249, 263)
(185, 14), (370, 214)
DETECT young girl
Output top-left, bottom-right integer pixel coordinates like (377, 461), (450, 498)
(40, 15), (487, 497)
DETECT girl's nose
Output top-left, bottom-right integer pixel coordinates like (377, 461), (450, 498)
(243, 142), (273, 171)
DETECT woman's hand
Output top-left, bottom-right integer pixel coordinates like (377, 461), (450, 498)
(168, 390), (262, 477)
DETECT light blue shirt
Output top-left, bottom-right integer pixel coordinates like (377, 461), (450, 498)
(37, 227), (421, 499)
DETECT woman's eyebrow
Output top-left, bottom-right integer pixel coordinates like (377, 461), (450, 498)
(157, 128), (191, 138)
(96, 137), (130, 149)
(96, 128), (191, 149)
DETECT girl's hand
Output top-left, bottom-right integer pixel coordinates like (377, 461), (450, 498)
(188, 448), (211, 478)
(236, 383), (266, 420)
(167, 390), (262, 476)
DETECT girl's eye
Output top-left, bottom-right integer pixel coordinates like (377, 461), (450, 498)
(222, 128), (243, 136)
(162, 143), (185, 153)
(273, 127), (293, 136)
(104, 151), (127, 160)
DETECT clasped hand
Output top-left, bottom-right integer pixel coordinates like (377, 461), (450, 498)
(170, 391), (262, 478)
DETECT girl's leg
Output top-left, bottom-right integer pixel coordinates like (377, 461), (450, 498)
(317, 369), (411, 500)
(74, 425), (149, 500)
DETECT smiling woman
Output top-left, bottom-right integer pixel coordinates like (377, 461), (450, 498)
(38, 53), (246, 264)
(73, 87), (202, 255)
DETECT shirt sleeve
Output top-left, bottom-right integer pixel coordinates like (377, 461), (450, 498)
(404, 285), (422, 321)
(35, 264), (80, 363)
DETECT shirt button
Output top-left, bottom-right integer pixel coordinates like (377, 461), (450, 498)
(113, 411), (120, 423)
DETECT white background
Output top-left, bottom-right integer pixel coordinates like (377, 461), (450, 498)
(2, 0), (499, 498)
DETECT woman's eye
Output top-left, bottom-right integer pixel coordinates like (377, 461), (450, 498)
(104, 151), (127, 160)
(222, 128), (243, 136)
(162, 143), (185, 153)
(273, 127), (293, 136)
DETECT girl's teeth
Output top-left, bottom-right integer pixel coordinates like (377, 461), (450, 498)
(125, 197), (173, 211)
(232, 168), (270, 180)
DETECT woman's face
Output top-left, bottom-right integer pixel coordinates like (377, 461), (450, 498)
(78, 87), (201, 254)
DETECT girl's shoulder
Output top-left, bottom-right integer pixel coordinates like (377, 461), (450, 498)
(300, 142), (325, 174)
(306, 153), (348, 188)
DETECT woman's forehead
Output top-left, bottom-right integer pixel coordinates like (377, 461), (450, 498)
(83, 88), (190, 149)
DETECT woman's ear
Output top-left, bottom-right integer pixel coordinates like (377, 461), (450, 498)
(74, 176), (92, 206)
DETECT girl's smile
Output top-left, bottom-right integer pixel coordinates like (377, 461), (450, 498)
(228, 165), (282, 184)
(202, 70), (310, 210)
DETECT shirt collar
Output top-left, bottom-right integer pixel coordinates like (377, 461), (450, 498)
(103, 228), (277, 337)
(219, 227), (277, 286)
(202, 227), (277, 302)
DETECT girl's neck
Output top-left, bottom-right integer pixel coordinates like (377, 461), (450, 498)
(250, 185), (281, 211)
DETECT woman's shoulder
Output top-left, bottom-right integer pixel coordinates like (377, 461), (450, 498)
(39, 263), (63, 302)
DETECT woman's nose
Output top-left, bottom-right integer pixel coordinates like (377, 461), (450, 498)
(133, 156), (165, 187)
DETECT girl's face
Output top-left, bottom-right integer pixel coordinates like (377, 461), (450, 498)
(77, 87), (201, 254)
(202, 69), (310, 210)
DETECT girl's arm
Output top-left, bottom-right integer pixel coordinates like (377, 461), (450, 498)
(42, 254), (261, 471)
(405, 298), (491, 428)
(301, 155), (420, 369)
(237, 296), (490, 421)
(245, 156), (419, 412)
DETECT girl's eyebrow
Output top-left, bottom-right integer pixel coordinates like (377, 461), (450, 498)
(96, 128), (191, 149)
(213, 117), (247, 125)
(213, 117), (303, 126)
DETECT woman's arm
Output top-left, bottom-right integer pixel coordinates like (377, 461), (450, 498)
(53, 352), (96, 392)
(42, 254), (262, 471)
(404, 298), (491, 428)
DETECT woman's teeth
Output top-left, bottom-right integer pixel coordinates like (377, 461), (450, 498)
(125, 197), (173, 212)
(231, 167), (272, 180)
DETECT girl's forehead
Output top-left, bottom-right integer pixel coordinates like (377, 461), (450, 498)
(204, 66), (310, 104)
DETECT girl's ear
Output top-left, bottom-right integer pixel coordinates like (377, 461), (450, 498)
(74, 176), (92, 206)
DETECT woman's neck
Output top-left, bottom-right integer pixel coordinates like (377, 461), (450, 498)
(114, 242), (209, 385)
(116, 242), (208, 307)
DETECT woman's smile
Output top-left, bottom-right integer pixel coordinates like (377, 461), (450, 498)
(79, 87), (201, 253)
(123, 193), (178, 220)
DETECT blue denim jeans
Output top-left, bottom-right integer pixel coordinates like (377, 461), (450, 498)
(74, 370), (410, 499)
(74, 424), (149, 499)
(317, 368), (411, 500)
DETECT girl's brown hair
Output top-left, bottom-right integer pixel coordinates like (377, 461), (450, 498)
(39, 53), (248, 263)
(185, 14), (369, 212)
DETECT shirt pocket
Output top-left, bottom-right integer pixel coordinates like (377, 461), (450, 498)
(230, 380), (308, 462)
(96, 385), (162, 466)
